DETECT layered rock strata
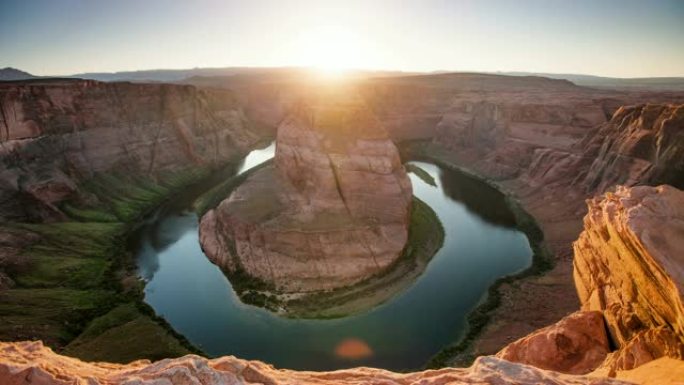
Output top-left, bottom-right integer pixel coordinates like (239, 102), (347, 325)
(581, 104), (684, 191)
(200, 96), (412, 292)
(0, 341), (631, 385)
(496, 311), (610, 374)
(0, 79), (261, 221)
(497, 184), (684, 382)
(573, 185), (684, 373)
(398, 102), (683, 363)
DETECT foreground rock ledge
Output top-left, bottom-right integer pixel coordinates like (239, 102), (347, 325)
(496, 185), (684, 382)
(199, 95), (412, 293)
(0, 341), (630, 385)
(573, 185), (684, 373)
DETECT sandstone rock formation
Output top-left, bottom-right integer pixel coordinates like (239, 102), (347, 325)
(573, 185), (684, 373)
(581, 104), (684, 192)
(392, 98), (683, 364)
(0, 341), (631, 385)
(492, 184), (684, 383)
(0, 79), (262, 221)
(2, 73), (684, 384)
(496, 311), (610, 374)
(200, 95), (412, 292)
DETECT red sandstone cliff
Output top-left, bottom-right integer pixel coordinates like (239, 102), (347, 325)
(581, 104), (684, 191)
(574, 185), (684, 374)
(0, 79), (262, 221)
(1, 75), (683, 384)
(199, 95), (412, 292)
(495, 185), (684, 383)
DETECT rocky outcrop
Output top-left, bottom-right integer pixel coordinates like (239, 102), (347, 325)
(496, 311), (610, 374)
(491, 184), (684, 382)
(0, 341), (631, 385)
(581, 104), (684, 192)
(573, 185), (684, 373)
(397, 99), (683, 365)
(199, 95), (412, 292)
(0, 79), (262, 221)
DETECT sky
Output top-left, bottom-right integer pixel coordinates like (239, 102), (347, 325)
(1, 0), (683, 78)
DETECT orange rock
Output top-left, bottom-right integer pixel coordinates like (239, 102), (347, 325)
(595, 327), (684, 375)
(496, 311), (610, 374)
(572, 184), (684, 376)
(0, 341), (630, 385)
(573, 185), (684, 348)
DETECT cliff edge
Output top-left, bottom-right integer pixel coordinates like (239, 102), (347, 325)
(199, 94), (412, 293)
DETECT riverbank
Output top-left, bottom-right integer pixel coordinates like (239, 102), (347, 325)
(400, 140), (580, 368)
(0, 154), (261, 363)
(281, 196), (444, 318)
(194, 161), (445, 319)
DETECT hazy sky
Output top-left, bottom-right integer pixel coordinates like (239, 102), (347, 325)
(2, 0), (683, 77)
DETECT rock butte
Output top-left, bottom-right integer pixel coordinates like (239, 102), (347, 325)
(199, 95), (412, 292)
(1, 75), (684, 384)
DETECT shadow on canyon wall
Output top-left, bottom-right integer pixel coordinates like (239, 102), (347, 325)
(438, 168), (517, 229)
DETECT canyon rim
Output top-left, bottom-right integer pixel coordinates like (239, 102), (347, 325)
(2, 1), (684, 384)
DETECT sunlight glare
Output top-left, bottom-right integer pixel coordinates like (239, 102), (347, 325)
(292, 26), (361, 75)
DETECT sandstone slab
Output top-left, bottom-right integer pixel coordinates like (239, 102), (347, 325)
(0, 341), (631, 385)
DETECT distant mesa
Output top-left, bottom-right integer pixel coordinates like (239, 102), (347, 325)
(0, 67), (36, 81)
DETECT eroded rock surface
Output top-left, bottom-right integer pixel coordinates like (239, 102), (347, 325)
(0, 79), (261, 221)
(496, 311), (610, 374)
(581, 104), (684, 192)
(200, 96), (412, 292)
(0, 341), (631, 385)
(573, 185), (684, 372)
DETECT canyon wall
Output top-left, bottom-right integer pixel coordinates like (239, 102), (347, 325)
(581, 104), (684, 191)
(2, 74), (683, 383)
(494, 184), (684, 383)
(574, 185), (684, 374)
(384, 86), (684, 363)
(199, 95), (413, 293)
(0, 79), (263, 221)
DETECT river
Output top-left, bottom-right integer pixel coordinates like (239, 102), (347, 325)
(135, 142), (532, 371)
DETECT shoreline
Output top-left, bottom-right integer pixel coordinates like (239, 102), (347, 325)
(398, 141), (556, 368)
(194, 160), (446, 319)
(0, 141), (272, 363)
(2, 138), (568, 367)
(279, 196), (445, 319)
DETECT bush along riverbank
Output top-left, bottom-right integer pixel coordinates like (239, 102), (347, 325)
(398, 140), (554, 369)
(0, 156), (258, 363)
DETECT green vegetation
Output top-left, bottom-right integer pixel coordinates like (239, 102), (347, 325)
(80, 168), (212, 222)
(400, 140), (555, 369)
(406, 163), (437, 187)
(0, 288), (119, 345)
(0, 166), (218, 363)
(63, 304), (191, 363)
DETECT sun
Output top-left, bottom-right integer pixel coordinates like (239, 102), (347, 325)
(292, 26), (361, 75)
